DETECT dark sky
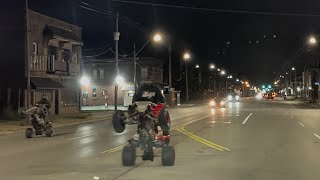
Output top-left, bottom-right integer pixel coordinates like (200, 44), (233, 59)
(28, 0), (320, 84)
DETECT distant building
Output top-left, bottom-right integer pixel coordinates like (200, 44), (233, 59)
(0, 7), (82, 116)
(81, 57), (164, 108)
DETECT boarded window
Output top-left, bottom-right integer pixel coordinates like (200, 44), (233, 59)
(99, 68), (104, 79)
(61, 89), (78, 106)
(93, 69), (98, 80)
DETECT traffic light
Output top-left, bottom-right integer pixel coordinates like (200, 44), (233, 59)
(268, 85), (272, 89)
(262, 85), (266, 89)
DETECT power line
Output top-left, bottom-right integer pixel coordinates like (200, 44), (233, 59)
(83, 47), (113, 58)
(112, 0), (320, 17)
(80, 5), (112, 16)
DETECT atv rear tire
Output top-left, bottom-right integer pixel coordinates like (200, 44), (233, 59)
(112, 111), (126, 133)
(162, 146), (175, 166)
(25, 128), (33, 138)
(122, 145), (136, 166)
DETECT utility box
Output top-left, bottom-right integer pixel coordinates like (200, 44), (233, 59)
(123, 90), (135, 106)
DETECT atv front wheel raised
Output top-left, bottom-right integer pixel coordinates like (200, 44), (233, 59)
(112, 111), (126, 133)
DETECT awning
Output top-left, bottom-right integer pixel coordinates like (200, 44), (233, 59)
(31, 77), (64, 89)
(44, 25), (83, 45)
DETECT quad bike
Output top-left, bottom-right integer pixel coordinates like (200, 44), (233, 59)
(20, 104), (54, 138)
(112, 101), (175, 166)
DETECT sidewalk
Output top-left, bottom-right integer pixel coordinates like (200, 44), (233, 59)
(0, 111), (113, 136)
(0, 101), (204, 136)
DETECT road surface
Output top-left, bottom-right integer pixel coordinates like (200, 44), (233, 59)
(1, 99), (320, 180)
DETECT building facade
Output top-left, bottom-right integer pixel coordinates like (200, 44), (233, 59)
(0, 8), (82, 116)
(81, 57), (164, 108)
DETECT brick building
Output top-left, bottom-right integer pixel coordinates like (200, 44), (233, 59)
(0, 6), (82, 116)
(81, 57), (164, 108)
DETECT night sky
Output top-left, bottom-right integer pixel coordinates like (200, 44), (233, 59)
(28, 0), (320, 84)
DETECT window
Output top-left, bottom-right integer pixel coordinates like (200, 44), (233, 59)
(61, 89), (78, 106)
(62, 49), (70, 62)
(92, 88), (97, 99)
(93, 69), (98, 80)
(99, 68), (104, 79)
(72, 51), (78, 63)
(32, 42), (37, 56)
(48, 46), (57, 57)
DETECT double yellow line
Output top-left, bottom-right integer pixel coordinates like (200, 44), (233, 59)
(101, 144), (125, 154)
(177, 124), (230, 152)
(101, 114), (230, 153)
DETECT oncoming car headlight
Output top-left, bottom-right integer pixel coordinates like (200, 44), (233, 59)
(227, 95), (232, 101)
(220, 101), (226, 105)
(209, 100), (216, 106)
(235, 95), (240, 100)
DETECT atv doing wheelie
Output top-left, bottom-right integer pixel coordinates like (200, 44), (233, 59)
(112, 101), (175, 166)
(21, 104), (54, 138)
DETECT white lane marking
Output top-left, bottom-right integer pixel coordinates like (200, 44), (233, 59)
(242, 113), (253, 125)
(313, 133), (320, 140)
(68, 133), (96, 140)
(298, 122), (305, 127)
(289, 116), (294, 119)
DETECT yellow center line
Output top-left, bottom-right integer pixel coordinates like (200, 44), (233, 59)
(177, 128), (224, 151)
(100, 114), (216, 154)
(101, 144), (125, 154)
(177, 126), (230, 152)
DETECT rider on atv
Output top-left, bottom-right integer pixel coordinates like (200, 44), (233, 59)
(128, 82), (170, 141)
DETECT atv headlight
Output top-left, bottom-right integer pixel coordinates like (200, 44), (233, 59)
(209, 100), (216, 106)
(227, 95), (232, 101)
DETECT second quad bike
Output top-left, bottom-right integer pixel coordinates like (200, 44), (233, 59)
(112, 101), (175, 166)
(20, 104), (54, 138)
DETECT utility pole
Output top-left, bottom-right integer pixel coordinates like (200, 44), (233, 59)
(168, 40), (172, 90)
(133, 42), (137, 91)
(185, 62), (189, 102)
(25, 0), (31, 108)
(114, 13), (120, 111)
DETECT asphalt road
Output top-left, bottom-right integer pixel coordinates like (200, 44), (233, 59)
(1, 99), (320, 180)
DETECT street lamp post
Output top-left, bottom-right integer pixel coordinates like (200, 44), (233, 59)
(153, 33), (172, 90)
(209, 64), (216, 95)
(114, 13), (120, 111)
(220, 70), (226, 95)
(183, 52), (191, 102)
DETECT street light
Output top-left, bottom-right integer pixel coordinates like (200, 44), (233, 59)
(115, 75), (125, 86)
(292, 67), (295, 71)
(80, 76), (90, 86)
(236, 79), (239, 82)
(209, 64), (215, 70)
(183, 52), (191, 60)
(152, 32), (172, 91)
(153, 33), (162, 42)
(217, 68), (220, 72)
(195, 64), (200, 68)
(220, 70), (226, 75)
(309, 36), (317, 45)
(183, 52), (191, 102)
